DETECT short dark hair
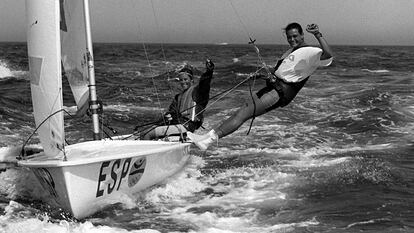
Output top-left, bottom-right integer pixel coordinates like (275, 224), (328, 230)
(178, 66), (193, 76)
(284, 22), (303, 35)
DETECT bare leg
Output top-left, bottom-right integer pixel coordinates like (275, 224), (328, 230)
(215, 89), (280, 138)
(188, 88), (280, 150)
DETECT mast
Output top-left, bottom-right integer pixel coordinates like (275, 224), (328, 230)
(82, 0), (100, 140)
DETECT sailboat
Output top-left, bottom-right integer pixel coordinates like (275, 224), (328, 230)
(17, 0), (191, 219)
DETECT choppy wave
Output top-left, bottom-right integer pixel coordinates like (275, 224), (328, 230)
(0, 60), (14, 78)
(1, 207), (161, 233)
(0, 60), (27, 79)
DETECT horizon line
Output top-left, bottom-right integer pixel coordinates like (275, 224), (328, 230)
(0, 40), (413, 47)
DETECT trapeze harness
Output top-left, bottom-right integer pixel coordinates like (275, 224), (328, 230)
(256, 46), (311, 111)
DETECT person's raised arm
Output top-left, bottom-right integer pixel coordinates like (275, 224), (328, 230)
(194, 59), (214, 104)
(200, 59), (214, 80)
(306, 24), (333, 60)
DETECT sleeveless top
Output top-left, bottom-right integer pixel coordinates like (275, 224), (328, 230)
(263, 46), (332, 108)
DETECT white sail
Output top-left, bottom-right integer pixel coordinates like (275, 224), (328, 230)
(60, 0), (90, 115)
(26, 0), (64, 157)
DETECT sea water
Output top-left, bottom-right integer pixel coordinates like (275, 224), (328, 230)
(0, 42), (413, 232)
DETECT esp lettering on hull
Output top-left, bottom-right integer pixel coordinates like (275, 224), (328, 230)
(96, 158), (131, 197)
(96, 157), (147, 198)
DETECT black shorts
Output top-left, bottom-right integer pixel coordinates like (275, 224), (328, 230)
(256, 77), (309, 111)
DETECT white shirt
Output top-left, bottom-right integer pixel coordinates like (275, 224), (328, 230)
(274, 47), (333, 83)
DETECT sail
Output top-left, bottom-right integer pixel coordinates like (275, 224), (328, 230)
(60, 0), (90, 116)
(26, 0), (65, 157)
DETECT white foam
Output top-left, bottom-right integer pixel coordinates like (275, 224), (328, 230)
(0, 60), (14, 78)
(0, 60), (27, 79)
(144, 155), (206, 204)
(0, 207), (160, 233)
(0, 166), (47, 202)
(175, 211), (256, 233)
(0, 146), (21, 163)
(361, 68), (390, 73)
(104, 104), (162, 112)
(63, 104), (159, 120)
(267, 218), (319, 231)
(0, 144), (43, 162)
(346, 218), (390, 229)
(171, 204), (319, 233)
(214, 142), (396, 169)
(172, 171), (317, 232)
(160, 165), (296, 232)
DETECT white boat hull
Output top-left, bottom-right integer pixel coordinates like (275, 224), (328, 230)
(18, 139), (190, 219)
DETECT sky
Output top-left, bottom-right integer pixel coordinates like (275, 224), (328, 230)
(0, 0), (413, 46)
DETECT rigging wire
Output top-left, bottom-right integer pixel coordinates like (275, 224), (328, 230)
(131, 72), (255, 137)
(178, 73), (255, 127)
(131, 1), (273, 136)
(149, 0), (183, 129)
(227, 0), (271, 76)
(20, 87), (69, 159)
(227, 0), (275, 134)
(131, 64), (267, 136)
(149, 0), (177, 91)
(149, 0), (169, 71)
(129, 0), (167, 126)
(148, 0), (189, 131)
(19, 108), (68, 159)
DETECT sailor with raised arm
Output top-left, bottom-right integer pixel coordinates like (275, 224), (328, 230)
(141, 59), (214, 140)
(188, 23), (333, 150)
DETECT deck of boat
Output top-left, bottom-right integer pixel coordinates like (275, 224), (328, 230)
(18, 140), (191, 167)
